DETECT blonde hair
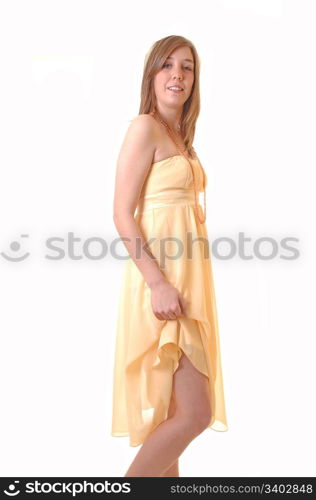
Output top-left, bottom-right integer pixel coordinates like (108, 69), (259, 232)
(138, 35), (201, 159)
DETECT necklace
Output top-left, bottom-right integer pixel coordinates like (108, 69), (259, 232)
(150, 108), (206, 224)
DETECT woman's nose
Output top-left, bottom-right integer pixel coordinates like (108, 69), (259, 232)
(172, 68), (183, 79)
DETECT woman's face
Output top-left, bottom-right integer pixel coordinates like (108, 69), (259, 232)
(153, 46), (195, 110)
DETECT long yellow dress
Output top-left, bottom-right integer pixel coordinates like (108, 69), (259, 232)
(111, 153), (228, 447)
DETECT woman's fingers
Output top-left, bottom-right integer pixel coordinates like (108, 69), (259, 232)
(151, 284), (187, 320)
(162, 298), (186, 320)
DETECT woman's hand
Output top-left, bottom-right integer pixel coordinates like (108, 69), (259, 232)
(150, 279), (187, 320)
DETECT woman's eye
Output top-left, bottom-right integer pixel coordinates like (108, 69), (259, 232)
(162, 63), (193, 71)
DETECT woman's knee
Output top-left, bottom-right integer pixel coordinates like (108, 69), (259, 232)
(177, 403), (212, 437)
(191, 405), (212, 434)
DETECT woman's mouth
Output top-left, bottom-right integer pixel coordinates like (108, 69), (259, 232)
(167, 86), (184, 94)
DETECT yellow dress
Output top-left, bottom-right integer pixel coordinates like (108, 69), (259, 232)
(111, 154), (228, 447)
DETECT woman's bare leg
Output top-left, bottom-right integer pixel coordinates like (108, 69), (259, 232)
(124, 351), (212, 477)
(160, 385), (179, 477)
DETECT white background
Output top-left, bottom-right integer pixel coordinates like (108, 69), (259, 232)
(0, 0), (315, 477)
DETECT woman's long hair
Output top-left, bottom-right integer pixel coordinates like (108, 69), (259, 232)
(139, 35), (201, 159)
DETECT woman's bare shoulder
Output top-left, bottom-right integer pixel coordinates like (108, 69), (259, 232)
(128, 113), (158, 132)
(120, 114), (159, 162)
(116, 114), (158, 173)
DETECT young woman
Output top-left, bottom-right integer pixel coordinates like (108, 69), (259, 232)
(111, 35), (228, 477)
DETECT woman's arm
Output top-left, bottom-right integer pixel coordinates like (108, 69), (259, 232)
(113, 114), (187, 320)
(113, 114), (166, 290)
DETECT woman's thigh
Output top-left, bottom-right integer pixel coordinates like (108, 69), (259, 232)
(167, 349), (212, 429)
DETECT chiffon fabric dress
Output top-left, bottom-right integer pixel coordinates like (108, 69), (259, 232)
(111, 153), (228, 447)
